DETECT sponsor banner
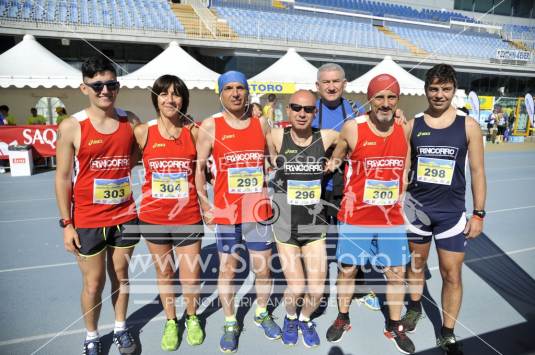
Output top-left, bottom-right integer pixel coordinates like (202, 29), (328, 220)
(495, 49), (531, 62)
(0, 125), (57, 159)
(215, 82), (296, 94)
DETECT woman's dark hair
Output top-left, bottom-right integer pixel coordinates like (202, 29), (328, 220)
(425, 64), (457, 90)
(82, 56), (117, 79)
(151, 75), (189, 116)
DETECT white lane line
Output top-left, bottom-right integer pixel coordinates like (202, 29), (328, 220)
(0, 217), (56, 223)
(0, 197), (56, 204)
(428, 245), (535, 271)
(0, 316), (169, 347)
(486, 164), (535, 170)
(0, 254), (153, 273)
(0, 262), (76, 273)
(487, 177), (535, 183)
(487, 205), (535, 214)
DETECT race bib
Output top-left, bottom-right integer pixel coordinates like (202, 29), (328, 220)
(363, 179), (399, 205)
(93, 176), (131, 205)
(151, 172), (189, 199)
(417, 157), (455, 185)
(287, 179), (321, 205)
(228, 167), (263, 194)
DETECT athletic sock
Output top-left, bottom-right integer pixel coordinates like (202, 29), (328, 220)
(114, 320), (126, 333)
(298, 313), (310, 323)
(408, 299), (422, 313)
(225, 315), (237, 324)
(338, 312), (350, 321)
(387, 319), (400, 331)
(255, 306), (267, 318)
(86, 330), (99, 341)
(286, 313), (297, 320)
(441, 326), (454, 337)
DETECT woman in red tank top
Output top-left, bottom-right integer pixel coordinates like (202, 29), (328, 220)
(133, 75), (204, 348)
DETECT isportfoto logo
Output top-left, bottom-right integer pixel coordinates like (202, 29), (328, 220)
(364, 157), (404, 171)
(148, 158), (192, 173)
(223, 150), (264, 165)
(90, 156), (130, 171)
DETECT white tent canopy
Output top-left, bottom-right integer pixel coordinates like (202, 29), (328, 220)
(346, 55), (466, 103)
(250, 48), (318, 90)
(119, 41), (219, 90)
(0, 34), (82, 88)
(346, 56), (427, 96)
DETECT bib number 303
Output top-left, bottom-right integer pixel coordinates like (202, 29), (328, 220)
(93, 176), (131, 205)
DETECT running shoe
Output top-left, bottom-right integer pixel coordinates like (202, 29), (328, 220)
(358, 292), (381, 311)
(220, 323), (240, 353)
(298, 320), (320, 348)
(161, 319), (179, 351)
(281, 316), (299, 346)
(113, 329), (137, 354)
(253, 311), (282, 340)
(326, 315), (351, 343)
(185, 315), (204, 346)
(384, 324), (416, 354)
(82, 339), (102, 355)
(437, 334), (463, 355)
(401, 309), (424, 333)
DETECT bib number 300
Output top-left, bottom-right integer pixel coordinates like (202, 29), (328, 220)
(363, 179), (399, 206)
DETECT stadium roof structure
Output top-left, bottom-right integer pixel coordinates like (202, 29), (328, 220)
(346, 56), (426, 96)
(0, 34), (81, 88)
(119, 41), (219, 90)
(249, 48), (318, 90)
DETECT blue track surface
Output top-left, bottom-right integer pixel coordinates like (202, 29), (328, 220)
(0, 151), (534, 355)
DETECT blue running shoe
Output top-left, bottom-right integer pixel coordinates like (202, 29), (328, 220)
(220, 323), (240, 353)
(281, 316), (299, 346)
(359, 292), (381, 311)
(82, 339), (102, 355)
(254, 311), (282, 340)
(298, 320), (320, 348)
(113, 329), (136, 354)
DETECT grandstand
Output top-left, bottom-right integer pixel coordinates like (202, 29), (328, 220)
(0, 0), (534, 95)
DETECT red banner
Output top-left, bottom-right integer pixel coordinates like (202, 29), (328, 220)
(0, 125), (58, 159)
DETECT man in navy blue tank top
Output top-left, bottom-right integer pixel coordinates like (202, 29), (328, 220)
(401, 64), (486, 355)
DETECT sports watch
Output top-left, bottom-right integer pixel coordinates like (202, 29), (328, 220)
(59, 219), (72, 228)
(472, 210), (486, 219)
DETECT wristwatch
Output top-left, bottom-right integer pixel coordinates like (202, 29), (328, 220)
(59, 219), (72, 228)
(472, 210), (486, 219)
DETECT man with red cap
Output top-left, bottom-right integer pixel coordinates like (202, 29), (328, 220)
(324, 73), (415, 354)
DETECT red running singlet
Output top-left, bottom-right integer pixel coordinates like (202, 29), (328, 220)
(72, 109), (137, 228)
(338, 116), (407, 226)
(211, 115), (272, 224)
(139, 120), (201, 225)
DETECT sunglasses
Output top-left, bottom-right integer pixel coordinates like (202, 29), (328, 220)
(289, 103), (316, 113)
(84, 80), (120, 93)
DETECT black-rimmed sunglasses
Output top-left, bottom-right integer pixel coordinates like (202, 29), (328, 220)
(84, 80), (120, 93)
(289, 103), (316, 113)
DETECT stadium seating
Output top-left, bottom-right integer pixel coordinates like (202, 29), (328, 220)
(215, 6), (407, 51)
(0, 0), (184, 32)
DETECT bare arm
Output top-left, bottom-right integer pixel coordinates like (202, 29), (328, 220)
(266, 127), (282, 167)
(464, 116), (486, 238)
(326, 120), (357, 172)
(54, 118), (80, 254)
(320, 129), (340, 151)
(401, 119), (414, 191)
(195, 118), (215, 223)
(133, 123), (148, 151)
(127, 111), (142, 168)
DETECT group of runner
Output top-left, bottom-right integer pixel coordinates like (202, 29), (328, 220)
(55, 56), (486, 355)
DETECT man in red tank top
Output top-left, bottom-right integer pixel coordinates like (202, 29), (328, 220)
(55, 56), (140, 355)
(195, 71), (280, 352)
(324, 74), (416, 354)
